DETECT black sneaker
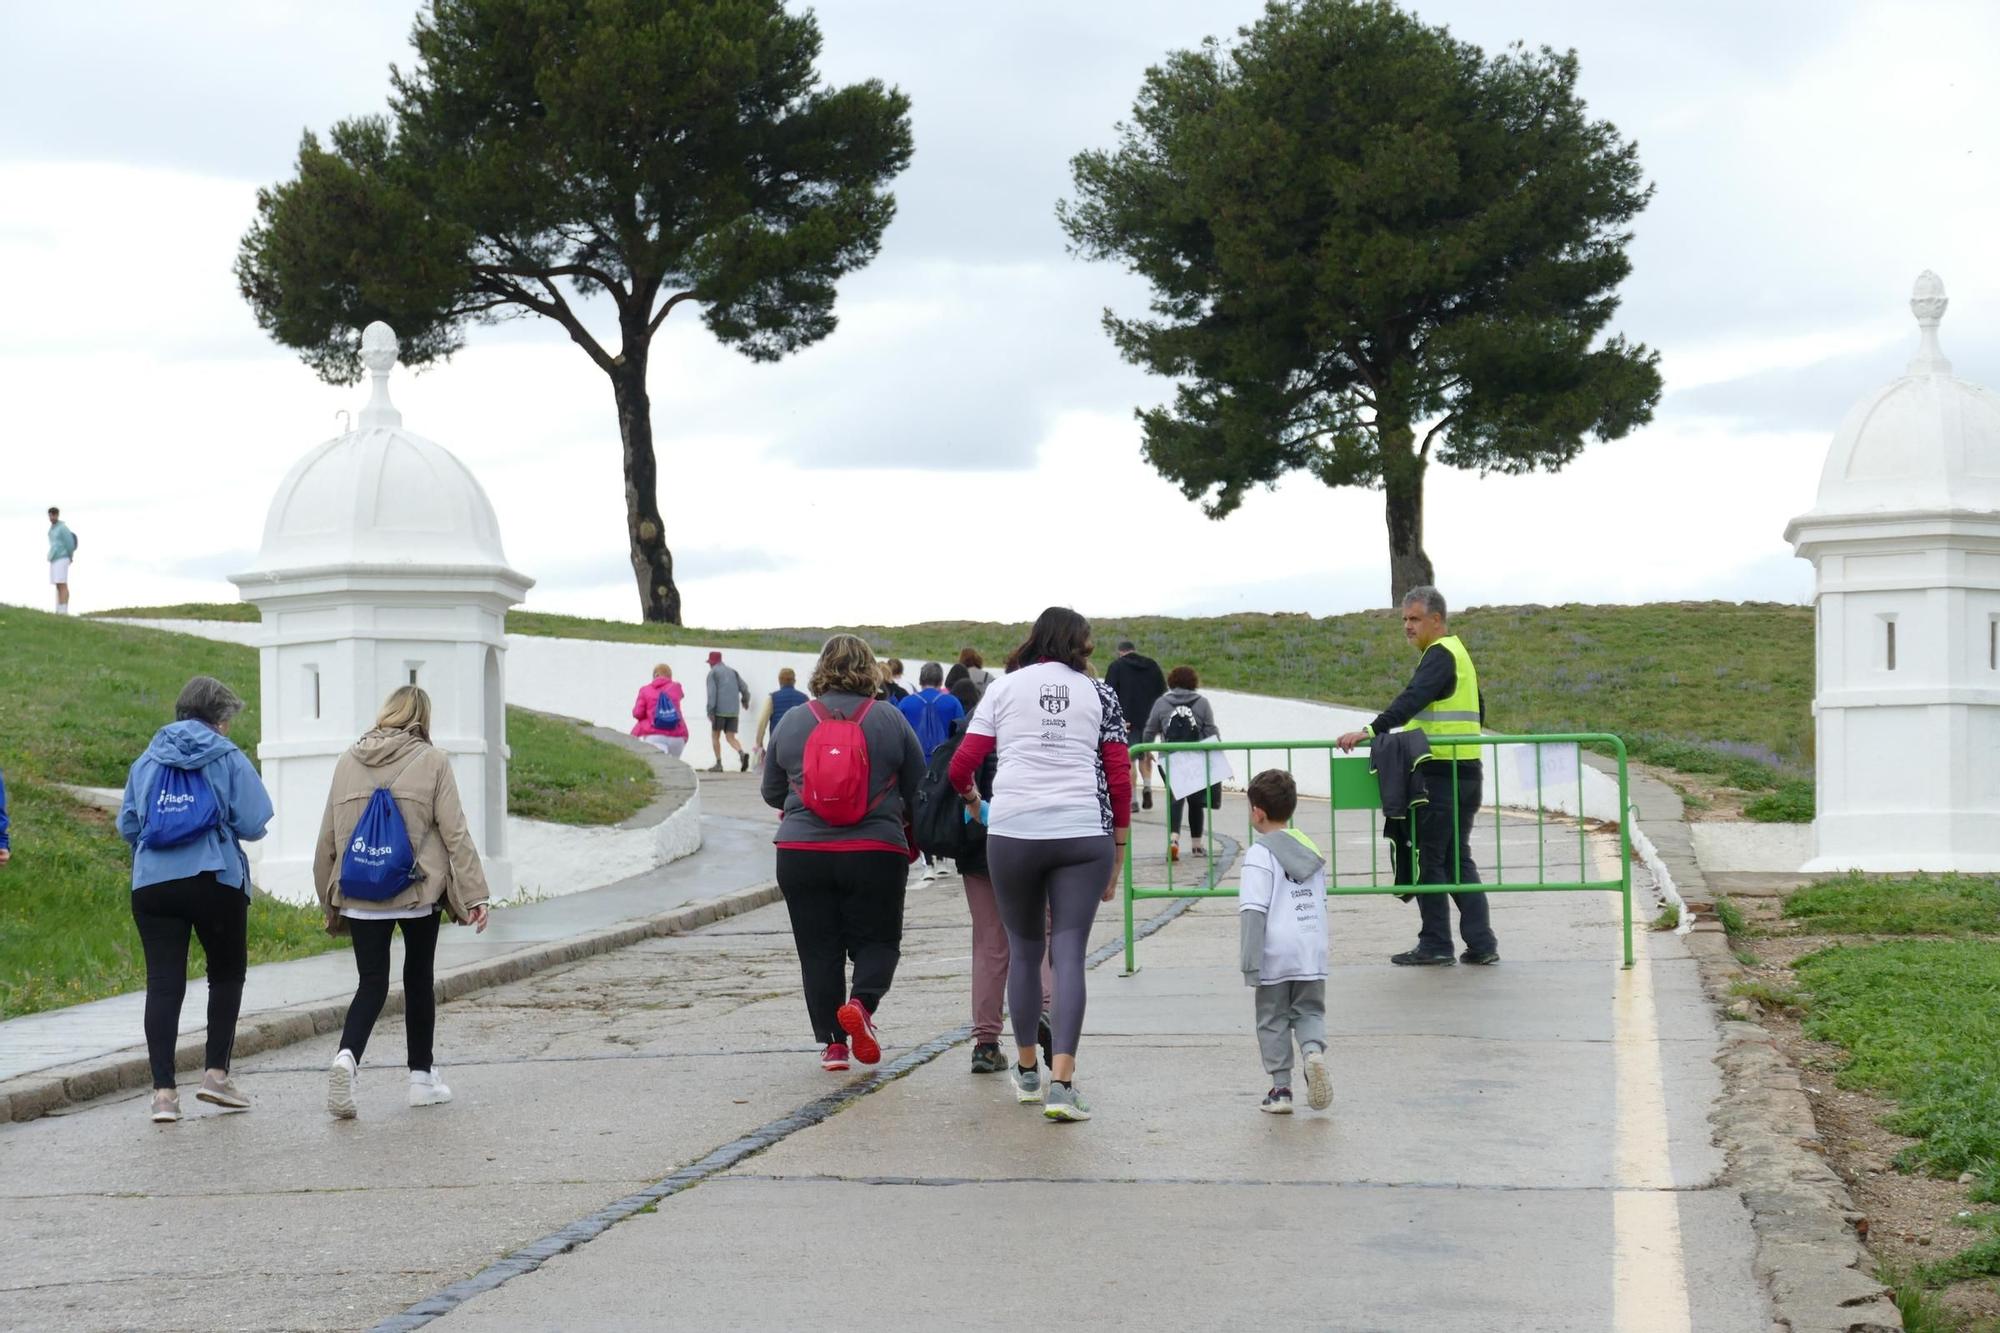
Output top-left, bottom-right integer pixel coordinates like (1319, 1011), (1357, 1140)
(1390, 949), (1456, 966)
(1460, 949), (1501, 966)
(1141, 787), (1153, 811)
(969, 1043), (1006, 1074)
(739, 752), (750, 772)
(1037, 1012), (1055, 1071)
(1260, 1086), (1294, 1114)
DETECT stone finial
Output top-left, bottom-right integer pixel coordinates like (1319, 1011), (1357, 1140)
(1908, 271), (1952, 376)
(357, 321), (404, 429)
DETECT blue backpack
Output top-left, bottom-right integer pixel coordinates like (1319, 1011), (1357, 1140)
(914, 693), (954, 758)
(652, 686), (682, 730)
(339, 786), (419, 901)
(141, 765), (220, 849)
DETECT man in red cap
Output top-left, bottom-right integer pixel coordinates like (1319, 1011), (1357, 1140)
(705, 651), (752, 772)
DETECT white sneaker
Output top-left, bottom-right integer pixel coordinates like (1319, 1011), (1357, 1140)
(327, 1049), (359, 1119)
(1302, 1047), (1332, 1111)
(920, 863), (938, 883)
(409, 1067), (453, 1107)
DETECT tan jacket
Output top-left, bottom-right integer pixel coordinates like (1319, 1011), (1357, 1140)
(313, 727), (492, 929)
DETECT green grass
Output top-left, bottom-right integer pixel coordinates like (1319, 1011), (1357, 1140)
(1786, 873), (2000, 937)
(1713, 895), (1749, 936)
(98, 599), (1817, 813)
(0, 607), (653, 1017)
(1729, 977), (1805, 1012)
(1650, 902), (1680, 931)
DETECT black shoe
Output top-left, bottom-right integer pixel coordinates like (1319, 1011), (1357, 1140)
(1460, 949), (1501, 966)
(740, 752), (750, 772)
(969, 1043), (1006, 1074)
(706, 762), (724, 773)
(1390, 949), (1456, 966)
(1037, 1012), (1055, 1071)
(1141, 787), (1153, 811)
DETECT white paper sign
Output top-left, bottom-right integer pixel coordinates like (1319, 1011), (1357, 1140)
(1164, 747), (1236, 800)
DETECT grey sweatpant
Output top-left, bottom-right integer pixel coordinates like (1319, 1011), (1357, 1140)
(1254, 979), (1327, 1082)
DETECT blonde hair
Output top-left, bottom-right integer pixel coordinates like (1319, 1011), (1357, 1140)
(810, 634), (884, 698)
(778, 667), (796, 686)
(652, 663), (673, 680)
(376, 684), (433, 738)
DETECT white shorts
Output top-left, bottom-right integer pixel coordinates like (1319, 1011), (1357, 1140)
(644, 735), (688, 759)
(49, 559), (71, 583)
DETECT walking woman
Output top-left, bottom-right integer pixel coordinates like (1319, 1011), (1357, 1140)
(761, 634), (926, 1072)
(944, 646), (993, 697)
(1142, 666), (1223, 861)
(116, 676), (273, 1122)
(632, 662), (690, 758)
(949, 607), (1131, 1122)
(315, 686), (491, 1118)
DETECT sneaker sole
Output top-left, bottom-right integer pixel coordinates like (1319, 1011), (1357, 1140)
(1043, 1103), (1091, 1122)
(1014, 1082), (1043, 1104)
(1260, 1102), (1294, 1115)
(194, 1089), (250, 1111)
(836, 1002), (880, 1065)
(823, 1060), (851, 1071)
(150, 1108), (181, 1123)
(1302, 1055), (1332, 1111)
(327, 1064), (357, 1119)
(408, 1091), (453, 1107)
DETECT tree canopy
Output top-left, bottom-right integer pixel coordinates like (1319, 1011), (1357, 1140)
(238, 0), (913, 622)
(1060, 0), (1661, 602)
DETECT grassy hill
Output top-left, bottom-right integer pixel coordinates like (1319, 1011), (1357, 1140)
(0, 609), (656, 1017)
(101, 599), (1816, 818)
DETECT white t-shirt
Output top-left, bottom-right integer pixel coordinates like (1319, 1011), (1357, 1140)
(1238, 836), (1329, 983)
(966, 660), (1127, 840)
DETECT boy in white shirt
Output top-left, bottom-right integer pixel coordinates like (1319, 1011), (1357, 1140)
(1238, 769), (1331, 1114)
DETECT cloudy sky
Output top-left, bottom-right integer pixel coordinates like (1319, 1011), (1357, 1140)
(2, 0), (1995, 628)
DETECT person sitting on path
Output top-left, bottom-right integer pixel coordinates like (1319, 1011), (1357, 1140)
(1143, 666), (1222, 862)
(315, 685), (492, 1119)
(631, 663), (690, 759)
(752, 668), (809, 767)
(899, 662), (966, 883)
(1338, 585), (1498, 967)
(1105, 639), (1167, 812)
(47, 505), (76, 615)
(115, 675), (273, 1123)
(704, 650), (752, 772)
(760, 634), (926, 1073)
(943, 646), (993, 698)
(1237, 770), (1332, 1115)
(949, 606), (1131, 1123)
(946, 678), (1054, 1075)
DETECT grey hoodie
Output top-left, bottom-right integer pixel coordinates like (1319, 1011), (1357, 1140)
(1142, 688), (1219, 743)
(1239, 828), (1329, 983)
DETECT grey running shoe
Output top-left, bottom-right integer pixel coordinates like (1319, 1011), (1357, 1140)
(1043, 1082), (1092, 1122)
(196, 1071), (250, 1110)
(970, 1043), (1007, 1074)
(1302, 1047), (1333, 1111)
(1012, 1063), (1043, 1104)
(327, 1049), (359, 1119)
(150, 1089), (181, 1123)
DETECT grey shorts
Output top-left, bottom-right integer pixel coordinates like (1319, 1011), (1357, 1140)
(709, 713), (739, 735)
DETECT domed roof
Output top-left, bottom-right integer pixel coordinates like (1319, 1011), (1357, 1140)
(250, 323), (515, 573)
(1809, 272), (2000, 516)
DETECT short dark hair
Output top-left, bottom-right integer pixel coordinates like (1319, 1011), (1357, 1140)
(919, 661), (944, 687)
(1247, 769), (1297, 823)
(1116, 640), (1135, 653)
(887, 658), (904, 675)
(1167, 664), (1198, 690)
(47, 506), (59, 517)
(1008, 607), (1093, 673)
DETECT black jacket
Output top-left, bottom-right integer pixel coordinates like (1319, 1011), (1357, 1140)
(1371, 643), (1486, 745)
(1368, 729), (1432, 821)
(1106, 653), (1168, 736)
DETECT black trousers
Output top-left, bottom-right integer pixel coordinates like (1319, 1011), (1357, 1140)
(339, 911), (442, 1071)
(776, 849), (908, 1044)
(130, 874), (248, 1089)
(1167, 783), (1221, 837)
(1389, 760), (1497, 957)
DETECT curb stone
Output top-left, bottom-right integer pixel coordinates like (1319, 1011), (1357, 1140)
(0, 880), (780, 1125)
(1684, 906), (1902, 1331)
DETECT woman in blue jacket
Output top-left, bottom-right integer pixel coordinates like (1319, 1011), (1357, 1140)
(116, 676), (274, 1123)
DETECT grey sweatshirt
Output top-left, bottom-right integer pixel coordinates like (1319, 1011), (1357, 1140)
(1142, 688), (1220, 743)
(760, 691), (926, 849)
(706, 664), (750, 717)
(1239, 828), (1329, 983)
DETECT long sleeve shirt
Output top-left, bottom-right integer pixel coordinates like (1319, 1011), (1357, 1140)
(1370, 645), (1485, 737)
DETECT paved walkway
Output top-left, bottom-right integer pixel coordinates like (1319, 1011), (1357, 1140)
(0, 777), (776, 1085)
(0, 788), (1773, 1331)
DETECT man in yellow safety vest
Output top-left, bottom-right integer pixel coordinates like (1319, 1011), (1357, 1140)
(1338, 586), (1499, 966)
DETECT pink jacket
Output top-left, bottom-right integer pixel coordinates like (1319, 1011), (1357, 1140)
(632, 679), (688, 738)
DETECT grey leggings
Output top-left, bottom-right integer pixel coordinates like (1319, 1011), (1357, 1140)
(986, 834), (1116, 1060)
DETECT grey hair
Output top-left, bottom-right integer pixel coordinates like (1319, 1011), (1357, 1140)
(175, 675), (245, 727)
(1400, 585), (1448, 618)
(919, 661), (945, 687)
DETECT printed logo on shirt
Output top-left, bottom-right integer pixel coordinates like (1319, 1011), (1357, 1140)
(1039, 684), (1070, 715)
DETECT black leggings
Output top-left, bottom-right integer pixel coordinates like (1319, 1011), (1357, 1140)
(776, 849), (908, 1044)
(131, 874), (249, 1089)
(986, 834), (1116, 1060)
(339, 912), (442, 1071)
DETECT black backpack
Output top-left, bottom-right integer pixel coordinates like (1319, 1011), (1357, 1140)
(1164, 702), (1202, 744)
(913, 732), (981, 859)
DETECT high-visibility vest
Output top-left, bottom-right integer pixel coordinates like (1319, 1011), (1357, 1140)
(1409, 635), (1482, 761)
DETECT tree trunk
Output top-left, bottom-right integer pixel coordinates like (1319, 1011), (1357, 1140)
(1380, 420), (1434, 606)
(610, 356), (682, 625)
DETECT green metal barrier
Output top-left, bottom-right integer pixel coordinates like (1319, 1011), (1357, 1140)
(1121, 732), (1633, 972)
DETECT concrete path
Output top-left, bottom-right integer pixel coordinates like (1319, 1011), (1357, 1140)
(0, 776), (777, 1086)
(0, 787), (1774, 1331)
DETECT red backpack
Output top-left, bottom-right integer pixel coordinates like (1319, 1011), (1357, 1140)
(799, 699), (876, 826)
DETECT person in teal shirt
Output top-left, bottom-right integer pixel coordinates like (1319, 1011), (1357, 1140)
(47, 505), (76, 614)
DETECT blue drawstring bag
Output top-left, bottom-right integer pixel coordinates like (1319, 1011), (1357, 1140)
(652, 688), (681, 729)
(141, 765), (220, 849)
(339, 787), (418, 900)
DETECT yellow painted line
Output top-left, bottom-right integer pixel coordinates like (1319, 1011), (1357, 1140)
(1604, 837), (1694, 1333)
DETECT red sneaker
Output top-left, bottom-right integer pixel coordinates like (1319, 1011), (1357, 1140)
(837, 1000), (880, 1065)
(821, 1042), (850, 1071)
